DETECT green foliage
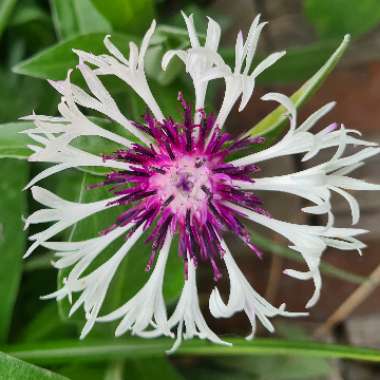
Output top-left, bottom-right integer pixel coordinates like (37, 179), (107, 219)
(50, 0), (111, 39)
(305, 0), (380, 39)
(0, 160), (28, 343)
(0, 0), (18, 39)
(3, 338), (380, 365)
(0, 351), (68, 380)
(91, 0), (155, 34)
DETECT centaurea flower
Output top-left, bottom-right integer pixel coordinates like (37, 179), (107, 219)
(23, 14), (380, 351)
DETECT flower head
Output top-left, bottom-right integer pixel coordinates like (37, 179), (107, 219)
(23, 14), (379, 351)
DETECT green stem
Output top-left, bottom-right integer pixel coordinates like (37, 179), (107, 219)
(2, 338), (380, 364)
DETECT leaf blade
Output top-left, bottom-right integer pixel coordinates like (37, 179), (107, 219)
(90, 0), (155, 34)
(0, 160), (29, 342)
(0, 351), (69, 380)
(3, 338), (380, 364)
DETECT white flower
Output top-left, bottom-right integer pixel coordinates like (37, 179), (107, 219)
(23, 13), (380, 350)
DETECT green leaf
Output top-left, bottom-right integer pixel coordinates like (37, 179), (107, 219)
(12, 32), (138, 80)
(305, 0), (380, 39)
(20, 303), (75, 343)
(50, 0), (111, 40)
(0, 351), (68, 380)
(0, 159), (28, 343)
(91, 0), (155, 34)
(3, 338), (380, 364)
(58, 364), (106, 380)
(0, 122), (32, 159)
(244, 35), (351, 141)
(120, 358), (184, 380)
(0, 0), (17, 38)
(10, 5), (50, 27)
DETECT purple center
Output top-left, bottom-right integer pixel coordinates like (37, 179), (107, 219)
(99, 93), (266, 279)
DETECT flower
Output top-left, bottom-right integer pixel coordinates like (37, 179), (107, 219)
(23, 13), (380, 352)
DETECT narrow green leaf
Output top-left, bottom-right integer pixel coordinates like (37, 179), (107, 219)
(0, 351), (68, 380)
(0, 0), (17, 38)
(91, 0), (155, 34)
(245, 35), (351, 140)
(0, 160), (28, 342)
(50, 0), (111, 40)
(305, 0), (380, 39)
(3, 338), (380, 364)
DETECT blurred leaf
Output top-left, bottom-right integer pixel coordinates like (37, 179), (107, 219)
(12, 32), (140, 80)
(120, 358), (184, 380)
(10, 4), (50, 27)
(0, 122), (31, 158)
(20, 303), (75, 343)
(91, 0), (155, 34)
(0, 160), (28, 343)
(0, 0), (17, 38)
(58, 364), (106, 380)
(3, 338), (380, 364)
(58, 363), (106, 380)
(305, 0), (380, 39)
(0, 351), (68, 380)
(221, 356), (330, 380)
(0, 70), (58, 123)
(244, 35), (350, 142)
(50, 0), (111, 40)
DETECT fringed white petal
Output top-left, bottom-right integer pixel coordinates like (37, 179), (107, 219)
(24, 186), (119, 258)
(96, 232), (173, 338)
(232, 96), (377, 166)
(234, 146), (380, 225)
(43, 225), (144, 339)
(164, 13), (225, 120)
(209, 240), (307, 339)
(224, 202), (367, 308)
(24, 133), (130, 188)
(74, 21), (164, 122)
(140, 257), (231, 353)
(212, 19), (286, 132)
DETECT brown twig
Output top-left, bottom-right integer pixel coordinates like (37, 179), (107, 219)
(264, 235), (283, 303)
(314, 263), (380, 338)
